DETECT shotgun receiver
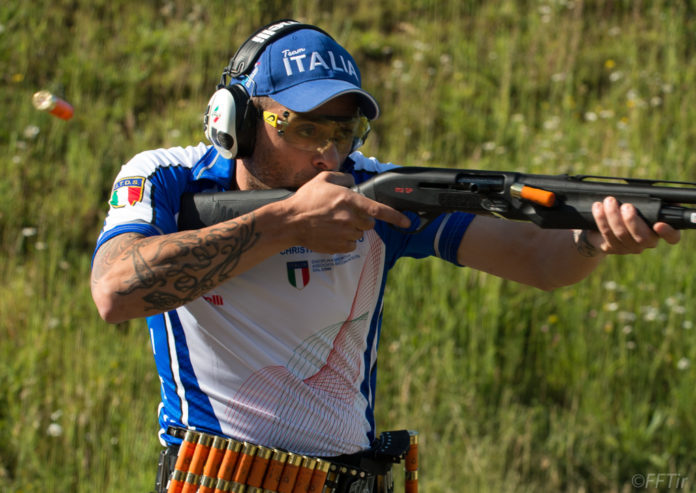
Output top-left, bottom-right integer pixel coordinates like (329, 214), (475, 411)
(178, 167), (696, 231)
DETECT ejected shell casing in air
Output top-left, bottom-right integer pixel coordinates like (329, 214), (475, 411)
(32, 90), (74, 120)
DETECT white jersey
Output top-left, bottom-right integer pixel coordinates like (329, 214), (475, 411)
(94, 144), (474, 456)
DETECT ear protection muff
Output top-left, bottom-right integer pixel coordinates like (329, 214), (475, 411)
(203, 84), (257, 159)
(203, 19), (333, 159)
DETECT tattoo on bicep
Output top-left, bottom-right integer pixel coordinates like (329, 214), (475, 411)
(116, 214), (260, 312)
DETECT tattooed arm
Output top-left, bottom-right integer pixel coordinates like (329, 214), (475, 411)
(91, 172), (411, 323)
(91, 213), (274, 323)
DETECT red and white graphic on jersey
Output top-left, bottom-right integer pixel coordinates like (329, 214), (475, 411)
(221, 230), (383, 454)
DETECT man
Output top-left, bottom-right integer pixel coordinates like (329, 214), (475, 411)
(90, 20), (680, 492)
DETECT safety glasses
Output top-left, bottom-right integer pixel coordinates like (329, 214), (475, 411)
(263, 109), (370, 155)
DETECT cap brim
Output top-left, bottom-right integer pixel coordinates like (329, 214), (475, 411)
(270, 79), (380, 120)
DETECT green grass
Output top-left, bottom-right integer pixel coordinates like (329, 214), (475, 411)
(2, 1), (696, 491)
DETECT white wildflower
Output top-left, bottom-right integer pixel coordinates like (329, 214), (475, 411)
(23, 125), (40, 140)
(543, 116), (560, 131)
(47, 423), (63, 437)
(609, 71), (623, 82)
(605, 302), (619, 312)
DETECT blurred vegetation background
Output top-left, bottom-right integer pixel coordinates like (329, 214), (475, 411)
(2, 0), (696, 491)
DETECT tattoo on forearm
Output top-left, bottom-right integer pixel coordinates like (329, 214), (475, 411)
(111, 214), (260, 312)
(575, 229), (599, 257)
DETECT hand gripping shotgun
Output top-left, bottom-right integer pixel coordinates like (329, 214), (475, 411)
(178, 167), (696, 231)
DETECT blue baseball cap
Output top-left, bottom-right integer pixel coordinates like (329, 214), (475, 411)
(241, 28), (380, 120)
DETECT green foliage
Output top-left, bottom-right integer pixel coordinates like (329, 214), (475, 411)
(2, 0), (696, 491)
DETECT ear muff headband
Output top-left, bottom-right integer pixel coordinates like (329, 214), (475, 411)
(223, 19), (333, 82)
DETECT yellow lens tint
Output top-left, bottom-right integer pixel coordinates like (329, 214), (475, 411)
(263, 110), (369, 154)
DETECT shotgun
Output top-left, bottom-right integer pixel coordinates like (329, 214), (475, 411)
(178, 167), (696, 231)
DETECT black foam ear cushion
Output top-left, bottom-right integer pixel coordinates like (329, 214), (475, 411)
(228, 84), (257, 158)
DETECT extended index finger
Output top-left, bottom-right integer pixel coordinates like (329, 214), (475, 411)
(360, 197), (411, 229)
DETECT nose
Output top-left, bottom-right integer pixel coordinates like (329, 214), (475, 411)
(311, 140), (342, 171)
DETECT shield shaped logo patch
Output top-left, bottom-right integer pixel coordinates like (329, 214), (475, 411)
(110, 176), (145, 208)
(287, 261), (310, 290)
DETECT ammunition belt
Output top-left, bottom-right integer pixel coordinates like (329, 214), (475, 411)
(158, 426), (419, 493)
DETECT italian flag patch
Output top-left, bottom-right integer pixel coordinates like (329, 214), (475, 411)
(110, 176), (145, 208)
(287, 261), (310, 290)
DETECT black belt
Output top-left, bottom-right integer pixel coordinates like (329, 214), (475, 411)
(154, 445), (385, 493)
(155, 426), (410, 493)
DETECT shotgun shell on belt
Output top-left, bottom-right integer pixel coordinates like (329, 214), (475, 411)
(213, 478), (231, 493)
(217, 439), (244, 484)
(405, 431), (419, 493)
(308, 459), (330, 493)
(228, 482), (247, 493)
(199, 474), (219, 493)
(167, 469), (187, 493)
(261, 449), (288, 491)
(181, 471), (202, 493)
(32, 90), (74, 120)
(292, 456), (318, 493)
(246, 445), (273, 487)
(277, 453), (303, 493)
(182, 433), (215, 493)
(168, 430), (201, 493)
(199, 436), (229, 493)
(406, 431), (419, 471)
(232, 442), (258, 485)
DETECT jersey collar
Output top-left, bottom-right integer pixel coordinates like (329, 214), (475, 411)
(191, 146), (236, 189)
